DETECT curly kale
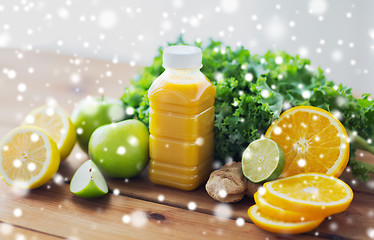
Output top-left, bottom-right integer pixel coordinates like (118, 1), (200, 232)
(121, 37), (374, 181)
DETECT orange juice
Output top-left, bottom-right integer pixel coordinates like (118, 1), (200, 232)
(148, 46), (216, 191)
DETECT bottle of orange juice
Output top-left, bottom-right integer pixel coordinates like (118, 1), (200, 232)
(148, 45), (216, 191)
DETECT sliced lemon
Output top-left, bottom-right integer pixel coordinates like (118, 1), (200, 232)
(248, 205), (324, 234)
(254, 192), (321, 222)
(265, 106), (349, 178)
(22, 105), (76, 160)
(0, 126), (60, 189)
(263, 173), (353, 217)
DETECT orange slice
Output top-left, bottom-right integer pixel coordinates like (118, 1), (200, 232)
(254, 192), (321, 222)
(248, 205), (324, 234)
(265, 106), (349, 178)
(0, 126), (60, 189)
(22, 105), (76, 160)
(263, 173), (353, 217)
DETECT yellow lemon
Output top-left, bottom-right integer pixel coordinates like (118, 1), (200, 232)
(23, 105), (76, 160)
(0, 126), (60, 189)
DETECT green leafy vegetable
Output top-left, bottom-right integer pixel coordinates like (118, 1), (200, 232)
(121, 37), (374, 181)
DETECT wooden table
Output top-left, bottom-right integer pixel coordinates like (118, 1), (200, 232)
(0, 49), (373, 240)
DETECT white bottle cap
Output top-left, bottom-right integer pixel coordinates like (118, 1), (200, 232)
(162, 45), (202, 69)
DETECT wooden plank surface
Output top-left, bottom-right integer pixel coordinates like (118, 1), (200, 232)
(0, 221), (62, 240)
(0, 48), (374, 240)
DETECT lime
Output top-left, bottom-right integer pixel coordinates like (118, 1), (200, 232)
(242, 138), (285, 183)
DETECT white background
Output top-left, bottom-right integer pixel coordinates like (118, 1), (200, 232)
(0, 0), (373, 93)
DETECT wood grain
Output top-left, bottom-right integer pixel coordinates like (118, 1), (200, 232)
(0, 180), (322, 240)
(1, 48), (374, 240)
(56, 152), (374, 240)
(0, 221), (62, 240)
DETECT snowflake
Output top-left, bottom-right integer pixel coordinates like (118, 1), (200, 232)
(236, 218), (245, 227)
(331, 50), (343, 62)
(302, 90), (311, 99)
(297, 159), (306, 167)
(75, 152), (83, 160)
(258, 187), (266, 196)
(113, 189), (120, 195)
(126, 106), (135, 115)
(13, 208), (22, 218)
(53, 174), (64, 185)
(265, 17), (287, 40)
(220, 0), (239, 14)
(213, 203), (232, 220)
(275, 56), (283, 64)
(188, 202), (197, 210)
(158, 194), (165, 202)
(261, 90), (270, 98)
(76, 128), (83, 135)
(273, 127), (282, 135)
(116, 146), (126, 155)
(368, 228), (374, 239)
(0, 222), (13, 236)
(57, 8), (69, 19)
(70, 73), (81, 84)
(189, 16), (200, 27)
(195, 137), (204, 146)
(108, 105), (125, 121)
(218, 189), (227, 198)
(172, 0), (183, 9)
(5, 69), (17, 79)
(369, 29), (374, 40)
(298, 47), (309, 58)
(309, 0), (328, 15)
(98, 10), (118, 29)
(130, 211), (148, 228)
(122, 214), (131, 224)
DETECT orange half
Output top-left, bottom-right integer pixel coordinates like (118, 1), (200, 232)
(265, 106), (349, 178)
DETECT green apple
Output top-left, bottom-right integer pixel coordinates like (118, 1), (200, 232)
(88, 119), (149, 178)
(72, 96), (127, 153)
(70, 160), (108, 198)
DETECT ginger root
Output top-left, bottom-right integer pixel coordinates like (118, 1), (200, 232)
(205, 162), (262, 203)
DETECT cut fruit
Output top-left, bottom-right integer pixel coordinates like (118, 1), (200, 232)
(263, 173), (353, 217)
(248, 205), (324, 235)
(254, 192), (321, 222)
(0, 126), (60, 189)
(70, 160), (108, 198)
(22, 105), (76, 160)
(242, 138), (285, 183)
(265, 106), (349, 178)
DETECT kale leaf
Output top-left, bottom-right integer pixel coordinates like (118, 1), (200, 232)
(121, 37), (374, 180)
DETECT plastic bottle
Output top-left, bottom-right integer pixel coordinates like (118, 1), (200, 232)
(148, 45), (216, 191)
